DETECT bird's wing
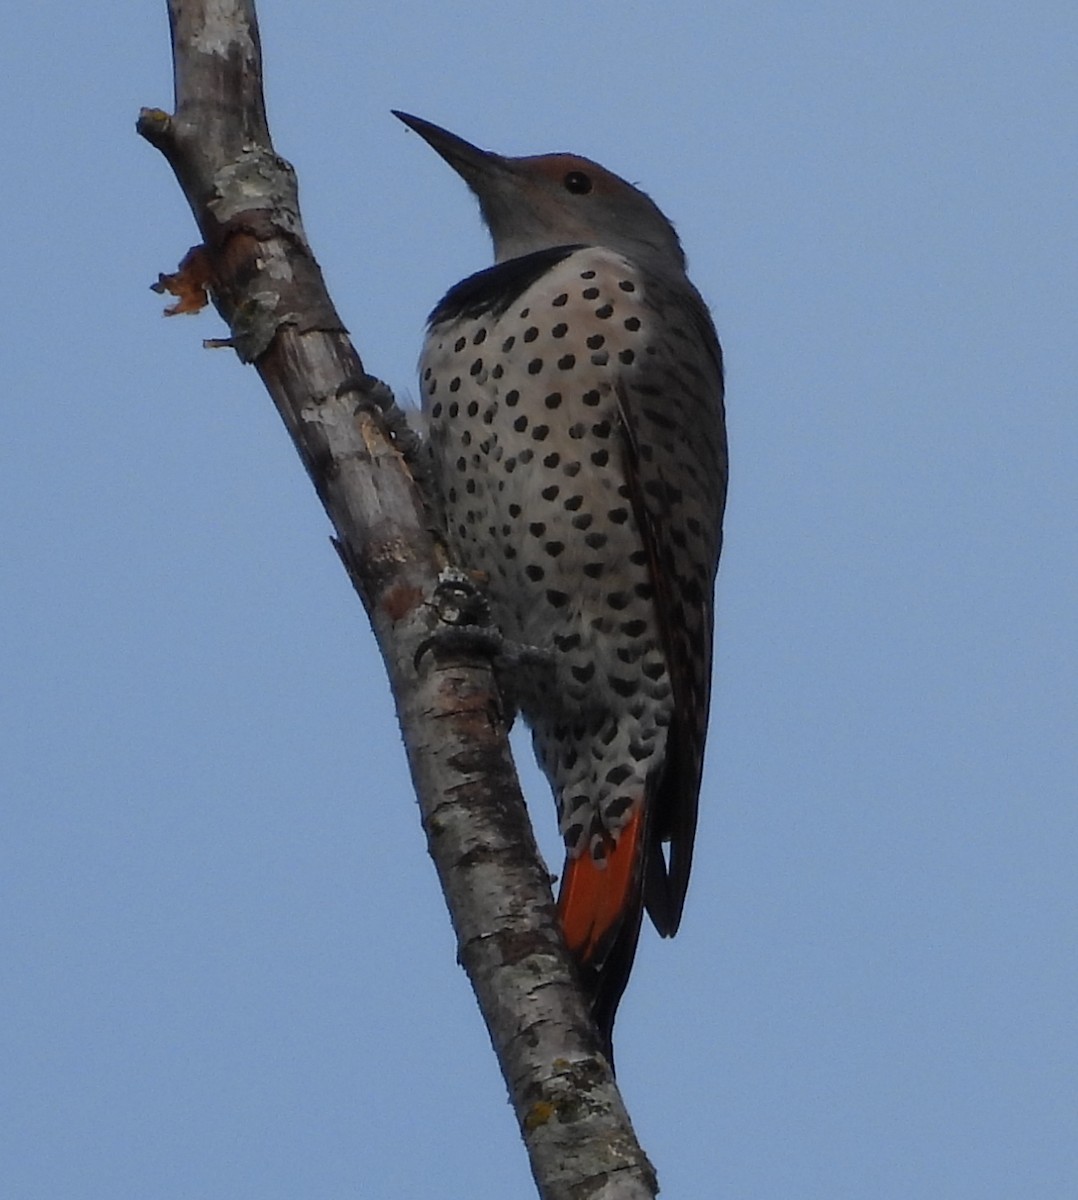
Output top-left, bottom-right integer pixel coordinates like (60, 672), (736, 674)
(614, 272), (727, 935)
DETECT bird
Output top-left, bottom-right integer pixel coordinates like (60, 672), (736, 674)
(396, 111), (727, 1059)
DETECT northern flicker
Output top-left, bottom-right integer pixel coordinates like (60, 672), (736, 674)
(396, 112), (727, 1056)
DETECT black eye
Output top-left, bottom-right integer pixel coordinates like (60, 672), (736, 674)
(564, 171), (592, 195)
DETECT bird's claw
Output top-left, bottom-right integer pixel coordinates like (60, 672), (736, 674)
(414, 568), (553, 677)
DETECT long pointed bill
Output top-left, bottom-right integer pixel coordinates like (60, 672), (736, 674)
(392, 111), (509, 187)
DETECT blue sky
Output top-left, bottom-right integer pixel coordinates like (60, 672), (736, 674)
(2, 3), (1076, 1196)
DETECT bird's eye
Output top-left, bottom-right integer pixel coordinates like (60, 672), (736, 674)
(563, 171), (593, 195)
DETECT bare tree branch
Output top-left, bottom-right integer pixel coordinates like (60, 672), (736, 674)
(138, 2), (659, 1197)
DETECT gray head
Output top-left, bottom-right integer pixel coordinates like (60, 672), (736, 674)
(394, 112), (686, 275)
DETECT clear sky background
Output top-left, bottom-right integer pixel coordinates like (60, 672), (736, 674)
(3, 3), (1075, 1197)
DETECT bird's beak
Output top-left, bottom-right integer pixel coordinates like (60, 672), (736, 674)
(393, 111), (509, 188)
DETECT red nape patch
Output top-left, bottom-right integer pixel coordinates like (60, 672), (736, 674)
(557, 807), (643, 963)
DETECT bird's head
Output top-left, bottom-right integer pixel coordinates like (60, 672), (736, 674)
(394, 111), (686, 274)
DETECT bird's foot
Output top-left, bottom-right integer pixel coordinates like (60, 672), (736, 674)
(414, 568), (496, 667)
(414, 569), (554, 684)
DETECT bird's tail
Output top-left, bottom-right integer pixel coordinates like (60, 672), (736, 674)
(557, 806), (647, 1066)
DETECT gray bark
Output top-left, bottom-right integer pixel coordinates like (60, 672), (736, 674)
(138, 3), (658, 1196)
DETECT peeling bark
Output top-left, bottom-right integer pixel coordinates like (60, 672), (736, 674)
(139, 3), (658, 1196)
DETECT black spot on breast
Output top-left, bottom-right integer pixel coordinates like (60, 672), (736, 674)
(552, 293), (569, 307)
(557, 354), (576, 370)
(571, 663), (596, 683)
(531, 424), (550, 441)
(523, 327), (539, 343)
(529, 521), (546, 536)
(527, 358), (544, 374)
(572, 512), (593, 530)
(606, 795), (635, 817)
(541, 484), (560, 501)
(595, 304), (614, 319)
(545, 393), (563, 409)
(563, 494), (584, 511)
(546, 589), (570, 607)
(608, 676), (637, 697)
(624, 316), (641, 332)
(552, 323), (568, 338)
(582, 287), (600, 300)
(591, 449), (609, 467)
(544, 541), (565, 557)
(505, 389), (520, 407)
(525, 564), (545, 581)
(454, 336), (466, 352)
(606, 592), (630, 610)
(513, 415), (528, 432)
(618, 349), (635, 365)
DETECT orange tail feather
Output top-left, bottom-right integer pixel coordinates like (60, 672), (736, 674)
(557, 807), (644, 963)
